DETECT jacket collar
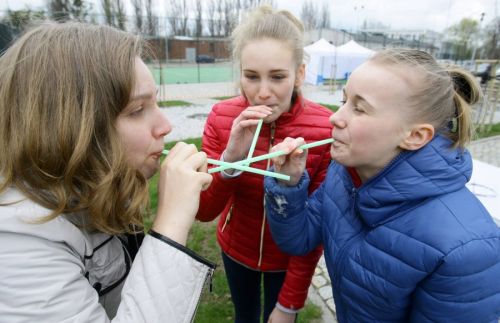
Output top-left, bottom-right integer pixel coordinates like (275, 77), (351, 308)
(351, 134), (472, 227)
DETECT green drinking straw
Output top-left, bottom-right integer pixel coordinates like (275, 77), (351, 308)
(161, 149), (291, 181)
(209, 137), (335, 173)
(208, 159), (290, 180)
(244, 119), (263, 165)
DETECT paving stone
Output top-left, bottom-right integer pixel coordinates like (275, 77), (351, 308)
(312, 275), (327, 288)
(319, 285), (333, 300)
(327, 298), (337, 313)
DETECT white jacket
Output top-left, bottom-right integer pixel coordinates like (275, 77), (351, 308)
(0, 186), (215, 323)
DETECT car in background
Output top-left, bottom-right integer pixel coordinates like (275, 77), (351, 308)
(196, 55), (215, 63)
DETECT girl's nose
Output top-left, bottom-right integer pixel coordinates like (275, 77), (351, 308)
(155, 109), (172, 138)
(330, 106), (347, 128)
(258, 82), (271, 100)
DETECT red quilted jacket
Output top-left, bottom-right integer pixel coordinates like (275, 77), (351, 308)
(196, 95), (333, 310)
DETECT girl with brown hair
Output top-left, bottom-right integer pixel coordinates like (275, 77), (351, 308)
(0, 22), (214, 322)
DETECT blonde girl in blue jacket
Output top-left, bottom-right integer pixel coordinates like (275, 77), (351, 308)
(263, 49), (500, 322)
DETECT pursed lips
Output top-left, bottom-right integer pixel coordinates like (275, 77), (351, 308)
(150, 151), (163, 159)
(331, 137), (344, 146)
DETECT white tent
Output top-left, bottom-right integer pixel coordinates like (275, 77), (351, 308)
(304, 39), (375, 84)
(334, 40), (375, 79)
(304, 39), (336, 85)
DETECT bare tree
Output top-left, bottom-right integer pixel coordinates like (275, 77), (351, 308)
(99, 0), (126, 30)
(319, 1), (330, 29)
(130, 0), (143, 33)
(3, 8), (45, 31)
(48, 0), (89, 22)
(484, 17), (500, 59)
(166, 0), (188, 36)
(223, 0), (238, 37)
(207, 0), (217, 37)
(300, 0), (318, 31)
(178, 0), (189, 36)
(145, 0), (157, 36)
(114, 0), (126, 30)
(166, 0), (179, 36)
(194, 0), (203, 37)
(49, 0), (70, 21)
(71, 0), (89, 20)
(216, 0), (224, 36)
(101, 0), (114, 26)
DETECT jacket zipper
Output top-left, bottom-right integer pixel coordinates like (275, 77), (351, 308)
(190, 266), (216, 323)
(221, 204), (233, 232)
(258, 122), (276, 269)
(333, 186), (364, 321)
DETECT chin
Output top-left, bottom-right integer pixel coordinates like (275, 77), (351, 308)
(140, 163), (160, 179)
(263, 114), (279, 123)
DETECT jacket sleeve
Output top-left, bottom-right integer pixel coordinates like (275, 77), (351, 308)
(277, 245), (323, 311)
(277, 146), (330, 310)
(115, 232), (215, 323)
(196, 107), (238, 222)
(264, 170), (325, 256)
(409, 237), (500, 322)
(308, 146), (331, 194)
(0, 230), (214, 323)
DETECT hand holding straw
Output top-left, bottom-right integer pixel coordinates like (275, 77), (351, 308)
(209, 138), (335, 173)
(244, 119), (263, 165)
(161, 149), (291, 181)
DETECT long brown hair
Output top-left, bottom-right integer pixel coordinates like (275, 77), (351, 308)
(0, 22), (150, 234)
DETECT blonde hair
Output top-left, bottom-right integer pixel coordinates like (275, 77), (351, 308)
(0, 22), (150, 234)
(231, 5), (305, 68)
(370, 49), (481, 149)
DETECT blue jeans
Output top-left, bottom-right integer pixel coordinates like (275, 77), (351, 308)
(222, 252), (287, 323)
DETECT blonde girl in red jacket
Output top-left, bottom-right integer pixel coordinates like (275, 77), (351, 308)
(196, 5), (333, 323)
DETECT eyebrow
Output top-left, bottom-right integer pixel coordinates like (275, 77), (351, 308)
(129, 88), (158, 102)
(243, 69), (289, 73)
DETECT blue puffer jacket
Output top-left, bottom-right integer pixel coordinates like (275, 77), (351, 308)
(265, 135), (500, 322)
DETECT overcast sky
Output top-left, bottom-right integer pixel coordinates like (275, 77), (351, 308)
(1, 0), (497, 32)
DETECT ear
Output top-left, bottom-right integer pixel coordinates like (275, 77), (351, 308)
(295, 63), (305, 87)
(399, 123), (435, 151)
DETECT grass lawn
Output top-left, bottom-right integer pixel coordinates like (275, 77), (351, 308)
(319, 103), (339, 112)
(158, 100), (193, 107)
(147, 137), (322, 322)
(476, 122), (500, 139)
(212, 95), (237, 101)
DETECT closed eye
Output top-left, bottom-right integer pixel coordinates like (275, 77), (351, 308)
(244, 74), (259, 80)
(129, 106), (144, 117)
(353, 106), (365, 114)
(271, 74), (286, 81)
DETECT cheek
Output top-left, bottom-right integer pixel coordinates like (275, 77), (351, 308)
(278, 82), (295, 99)
(118, 123), (148, 157)
(240, 80), (256, 97)
(349, 124), (372, 144)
